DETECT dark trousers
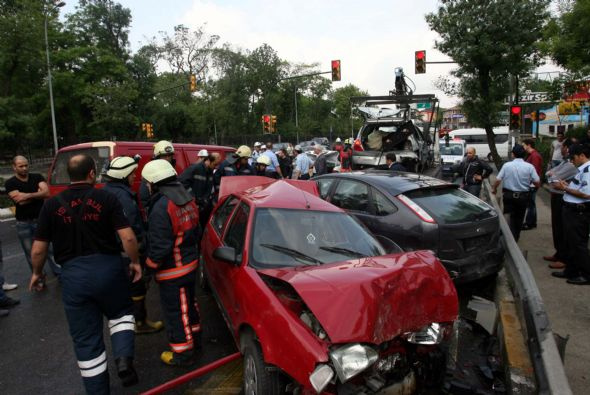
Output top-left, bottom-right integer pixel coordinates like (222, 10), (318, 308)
(61, 254), (135, 395)
(524, 189), (537, 226)
(463, 183), (482, 197)
(562, 205), (590, 278)
(503, 190), (530, 242)
(158, 272), (200, 358)
(550, 193), (567, 261)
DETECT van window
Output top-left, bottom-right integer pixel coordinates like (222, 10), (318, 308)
(50, 147), (111, 185)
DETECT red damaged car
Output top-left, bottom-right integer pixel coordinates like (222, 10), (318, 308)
(200, 176), (458, 394)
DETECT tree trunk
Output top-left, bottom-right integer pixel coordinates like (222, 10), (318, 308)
(485, 124), (504, 170)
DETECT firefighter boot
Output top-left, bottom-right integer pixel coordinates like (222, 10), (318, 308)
(133, 296), (164, 334)
(116, 357), (138, 387)
(160, 350), (195, 367)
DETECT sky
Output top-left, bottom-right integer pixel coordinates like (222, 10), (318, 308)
(59, 0), (549, 108)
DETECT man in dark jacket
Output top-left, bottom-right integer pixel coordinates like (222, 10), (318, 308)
(385, 153), (406, 171)
(312, 145), (328, 176)
(103, 156), (164, 335)
(179, 153), (221, 228)
(142, 160), (201, 367)
(453, 147), (493, 197)
(212, 146), (254, 202)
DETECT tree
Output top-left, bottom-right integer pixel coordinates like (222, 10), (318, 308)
(426, 0), (550, 168)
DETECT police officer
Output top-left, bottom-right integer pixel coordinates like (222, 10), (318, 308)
(30, 154), (141, 394)
(551, 143), (590, 285)
(139, 140), (176, 213)
(491, 144), (540, 242)
(179, 152), (221, 229)
(142, 160), (201, 366)
(212, 145), (254, 201)
(103, 156), (164, 335)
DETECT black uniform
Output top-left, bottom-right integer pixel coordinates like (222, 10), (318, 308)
(453, 156), (493, 197)
(212, 158), (254, 201)
(35, 183), (135, 395)
(179, 161), (214, 227)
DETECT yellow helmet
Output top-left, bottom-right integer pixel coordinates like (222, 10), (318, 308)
(236, 145), (252, 158)
(141, 159), (177, 184)
(256, 155), (271, 166)
(105, 156), (138, 180)
(153, 140), (174, 157)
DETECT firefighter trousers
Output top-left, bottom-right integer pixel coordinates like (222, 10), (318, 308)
(158, 272), (201, 358)
(61, 254), (135, 395)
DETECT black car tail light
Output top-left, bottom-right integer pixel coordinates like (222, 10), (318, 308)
(396, 194), (436, 224)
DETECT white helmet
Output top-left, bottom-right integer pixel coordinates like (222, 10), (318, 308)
(335, 137), (342, 143)
(294, 145), (302, 152)
(256, 155), (271, 166)
(197, 149), (209, 157)
(105, 156), (138, 180)
(236, 145), (252, 158)
(254, 142), (262, 147)
(153, 140), (174, 157)
(141, 159), (177, 184)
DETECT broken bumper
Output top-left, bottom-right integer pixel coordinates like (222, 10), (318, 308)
(441, 245), (504, 285)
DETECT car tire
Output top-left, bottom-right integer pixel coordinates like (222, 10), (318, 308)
(241, 334), (285, 395)
(198, 255), (210, 293)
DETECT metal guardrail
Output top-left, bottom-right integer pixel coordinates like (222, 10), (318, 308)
(482, 180), (572, 395)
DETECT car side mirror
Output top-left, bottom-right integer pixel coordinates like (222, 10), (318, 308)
(375, 235), (404, 254)
(213, 246), (240, 265)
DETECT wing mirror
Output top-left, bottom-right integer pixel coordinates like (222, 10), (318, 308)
(375, 235), (404, 254)
(213, 246), (240, 265)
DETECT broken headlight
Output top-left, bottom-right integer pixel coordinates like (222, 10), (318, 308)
(403, 322), (444, 345)
(329, 343), (378, 382)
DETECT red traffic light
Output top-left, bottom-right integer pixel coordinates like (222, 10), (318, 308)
(331, 60), (341, 82)
(415, 50), (425, 60)
(510, 106), (522, 115)
(263, 115), (270, 122)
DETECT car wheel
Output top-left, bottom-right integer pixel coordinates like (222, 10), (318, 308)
(198, 255), (210, 293)
(242, 335), (285, 395)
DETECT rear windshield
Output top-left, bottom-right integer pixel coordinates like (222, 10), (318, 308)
(439, 143), (464, 156)
(404, 187), (495, 224)
(50, 147), (111, 185)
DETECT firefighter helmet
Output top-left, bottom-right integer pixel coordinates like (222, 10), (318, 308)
(197, 149), (209, 157)
(141, 159), (177, 184)
(236, 145), (252, 158)
(153, 140), (174, 157)
(105, 156), (138, 180)
(256, 155), (271, 166)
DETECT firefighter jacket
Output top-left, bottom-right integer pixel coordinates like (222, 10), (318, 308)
(146, 182), (200, 282)
(103, 181), (145, 249)
(179, 161), (213, 206)
(213, 159), (254, 197)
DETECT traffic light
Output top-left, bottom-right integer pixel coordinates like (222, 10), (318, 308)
(262, 114), (271, 133)
(331, 60), (341, 82)
(509, 105), (522, 130)
(142, 122), (154, 139)
(270, 115), (277, 133)
(415, 50), (426, 74)
(189, 74), (197, 92)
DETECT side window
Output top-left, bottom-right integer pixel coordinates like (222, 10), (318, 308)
(494, 134), (508, 144)
(372, 188), (398, 216)
(316, 178), (335, 199)
(212, 197), (238, 236)
(223, 203), (249, 253)
(331, 180), (369, 213)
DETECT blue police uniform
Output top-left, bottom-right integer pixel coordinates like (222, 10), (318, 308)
(35, 184), (135, 395)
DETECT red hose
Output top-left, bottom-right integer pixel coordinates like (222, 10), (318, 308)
(141, 352), (242, 395)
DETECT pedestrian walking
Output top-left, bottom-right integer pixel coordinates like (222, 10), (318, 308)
(103, 156), (164, 335)
(522, 138), (543, 230)
(142, 160), (202, 366)
(491, 144), (540, 242)
(30, 154), (142, 394)
(385, 152), (407, 172)
(544, 139), (578, 269)
(5, 155), (61, 289)
(0, 238), (20, 316)
(292, 145), (312, 180)
(452, 147), (493, 197)
(550, 144), (590, 285)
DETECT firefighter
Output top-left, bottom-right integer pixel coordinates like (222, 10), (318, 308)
(255, 155), (275, 178)
(212, 145), (254, 201)
(142, 160), (201, 366)
(139, 140), (176, 213)
(339, 138), (353, 171)
(103, 156), (164, 335)
(30, 154), (141, 394)
(179, 153), (221, 229)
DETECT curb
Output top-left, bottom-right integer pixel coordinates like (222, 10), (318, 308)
(0, 207), (14, 220)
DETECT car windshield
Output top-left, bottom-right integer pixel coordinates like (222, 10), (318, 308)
(403, 187), (495, 224)
(50, 147), (111, 185)
(250, 208), (386, 268)
(439, 143), (464, 156)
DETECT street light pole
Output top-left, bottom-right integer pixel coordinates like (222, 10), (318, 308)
(44, 1), (65, 154)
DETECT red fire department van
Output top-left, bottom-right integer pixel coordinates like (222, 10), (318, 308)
(47, 141), (235, 196)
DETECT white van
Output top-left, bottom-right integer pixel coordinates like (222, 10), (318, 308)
(449, 126), (512, 161)
(439, 138), (466, 176)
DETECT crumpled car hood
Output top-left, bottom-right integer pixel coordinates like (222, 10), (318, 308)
(258, 251), (458, 344)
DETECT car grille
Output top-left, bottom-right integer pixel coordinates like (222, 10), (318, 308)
(462, 235), (490, 253)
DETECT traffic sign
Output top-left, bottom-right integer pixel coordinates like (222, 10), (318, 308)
(417, 102), (431, 109)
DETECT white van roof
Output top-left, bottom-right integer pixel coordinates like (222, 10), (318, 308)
(450, 126), (508, 135)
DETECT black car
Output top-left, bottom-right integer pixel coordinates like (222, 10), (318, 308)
(315, 171), (504, 284)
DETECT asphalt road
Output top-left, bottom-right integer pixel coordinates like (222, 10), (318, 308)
(0, 217), (236, 395)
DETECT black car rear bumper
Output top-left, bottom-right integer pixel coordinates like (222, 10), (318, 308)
(440, 244), (505, 284)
